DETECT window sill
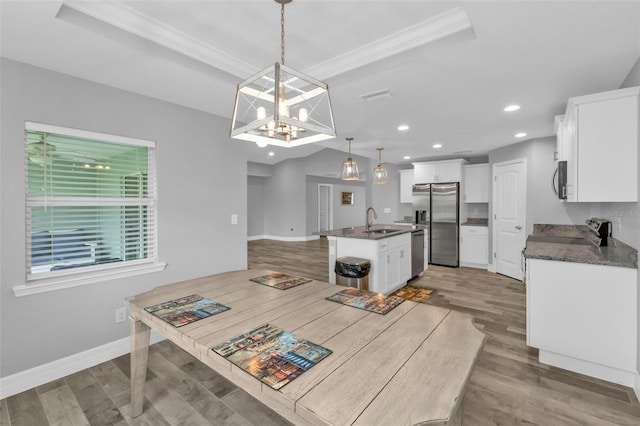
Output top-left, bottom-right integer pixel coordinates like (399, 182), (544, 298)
(13, 262), (167, 297)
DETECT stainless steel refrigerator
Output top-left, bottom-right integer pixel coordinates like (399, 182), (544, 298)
(412, 182), (460, 267)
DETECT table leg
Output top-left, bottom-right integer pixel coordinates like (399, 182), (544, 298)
(130, 318), (151, 417)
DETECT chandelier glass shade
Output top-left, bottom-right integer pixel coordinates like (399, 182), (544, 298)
(372, 147), (389, 184)
(230, 0), (336, 148)
(340, 137), (360, 180)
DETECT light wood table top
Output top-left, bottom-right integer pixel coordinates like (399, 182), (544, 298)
(128, 269), (485, 426)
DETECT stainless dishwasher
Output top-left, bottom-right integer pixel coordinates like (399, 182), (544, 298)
(411, 230), (424, 277)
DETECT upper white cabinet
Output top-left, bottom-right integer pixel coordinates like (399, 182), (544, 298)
(561, 86), (639, 202)
(399, 169), (414, 203)
(413, 159), (466, 184)
(554, 114), (572, 162)
(463, 164), (489, 203)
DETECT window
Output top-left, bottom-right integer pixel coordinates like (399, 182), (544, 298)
(19, 122), (164, 295)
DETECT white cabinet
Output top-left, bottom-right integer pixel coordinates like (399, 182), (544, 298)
(335, 233), (411, 294)
(460, 226), (488, 268)
(463, 164), (489, 203)
(553, 114), (572, 162)
(561, 86), (639, 202)
(526, 258), (637, 385)
(376, 234), (412, 294)
(399, 169), (414, 203)
(413, 159), (465, 184)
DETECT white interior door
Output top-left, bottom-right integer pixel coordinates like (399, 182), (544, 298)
(318, 184), (333, 231)
(493, 159), (526, 280)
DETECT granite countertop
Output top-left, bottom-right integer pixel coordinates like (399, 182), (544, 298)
(461, 218), (488, 227)
(523, 224), (638, 269)
(314, 224), (428, 240)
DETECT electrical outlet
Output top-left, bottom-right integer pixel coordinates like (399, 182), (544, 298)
(115, 307), (127, 323)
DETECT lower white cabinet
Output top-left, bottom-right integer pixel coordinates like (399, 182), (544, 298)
(460, 226), (488, 268)
(336, 233), (411, 294)
(526, 258), (637, 386)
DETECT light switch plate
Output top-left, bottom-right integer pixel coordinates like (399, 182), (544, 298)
(384, 208), (391, 213)
(231, 214), (238, 225)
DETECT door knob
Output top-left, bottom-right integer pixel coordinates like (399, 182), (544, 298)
(515, 225), (522, 230)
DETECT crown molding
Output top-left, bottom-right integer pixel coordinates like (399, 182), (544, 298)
(60, 0), (257, 78)
(59, 2), (472, 83)
(305, 7), (473, 81)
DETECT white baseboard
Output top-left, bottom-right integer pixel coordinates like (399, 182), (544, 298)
(0, 330), (165, 399)
(634, 372), (640, 401)
(487, 262), (496, 273)
(247, 235), (320, 242)
(539, 350), (636, 387)
(460, 261), (488, 270)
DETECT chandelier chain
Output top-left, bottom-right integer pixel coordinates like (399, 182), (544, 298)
(280, 0), (285, 65)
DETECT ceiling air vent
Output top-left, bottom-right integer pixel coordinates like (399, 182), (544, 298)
(360, 89), (392, 103)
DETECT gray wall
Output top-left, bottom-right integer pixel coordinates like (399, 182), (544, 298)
(249, 148), (382, 238)
(487, 137), (596, 256)
(248, 176), (267, 236)
(0, 59), (248, 377)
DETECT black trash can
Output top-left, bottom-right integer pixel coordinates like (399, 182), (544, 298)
(335, 256), (371, 291)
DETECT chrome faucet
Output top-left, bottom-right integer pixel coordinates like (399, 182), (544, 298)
(366, 207), (378, 231)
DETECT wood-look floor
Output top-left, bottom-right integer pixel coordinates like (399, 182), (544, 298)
(3, 237), (639, 425)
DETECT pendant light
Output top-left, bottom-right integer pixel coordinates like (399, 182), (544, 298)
(340, 137), (360, 180)
(372, 147), (389, 184)
(230, 0), (336, 148)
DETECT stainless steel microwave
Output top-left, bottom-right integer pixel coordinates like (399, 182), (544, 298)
(556, 160), (567, 200)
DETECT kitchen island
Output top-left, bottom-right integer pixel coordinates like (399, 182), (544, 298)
(316, 224), (428, 294)
(128, 269), (485, 426)
(523, 224), (638, 386)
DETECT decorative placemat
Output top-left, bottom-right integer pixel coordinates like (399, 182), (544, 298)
(250, 272), (312, 290)
(144, 294), (229, 327)
(391, 285), (436, 303)
(212, 324), (332, 390)
(325, 287), (404, 315)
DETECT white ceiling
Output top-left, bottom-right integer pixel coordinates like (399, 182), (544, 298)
(2, 1), (639, 166)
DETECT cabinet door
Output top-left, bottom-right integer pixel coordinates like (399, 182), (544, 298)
(437, 162), (462, 183)
(413, 164), (437, 184)
(577, 96), (638, 202)
(463, 164), (489, 203)
(398, 244), (412, 283)
(564, 105), (578, 202)
(460, 227), (487, 267)
(373, 251), (387, 293)
(399, 170), (414, 203)
(383, 250), (398, 294)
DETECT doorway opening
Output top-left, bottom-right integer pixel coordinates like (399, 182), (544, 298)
(318, 184), (333, 232)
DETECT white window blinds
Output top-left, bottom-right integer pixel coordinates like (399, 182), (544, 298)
(25, 122), (157, 280)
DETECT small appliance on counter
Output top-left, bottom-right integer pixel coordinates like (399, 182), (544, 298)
(585, 217), (612, 246)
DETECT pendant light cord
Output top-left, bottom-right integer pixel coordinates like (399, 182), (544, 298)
(280, 0), (285, 65)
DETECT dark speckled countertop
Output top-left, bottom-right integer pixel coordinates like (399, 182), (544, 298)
(523, 224), (637, 269)
(314, 224), (428, 240)
(461, 218), (488, 226)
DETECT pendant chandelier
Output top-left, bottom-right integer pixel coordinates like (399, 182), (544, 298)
(230, 0), (336, 148)
(340, 137), (360, 180)
(372, 147), (389, 184)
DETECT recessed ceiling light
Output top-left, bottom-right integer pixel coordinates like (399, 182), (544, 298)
(432, 144), (442, 149)
(403, 156), (411, 160)
(397, 125), (410, 131)
(515, 132), (527, 138)
(504, 105), (520, 112)
(268, 151), (275, 156)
